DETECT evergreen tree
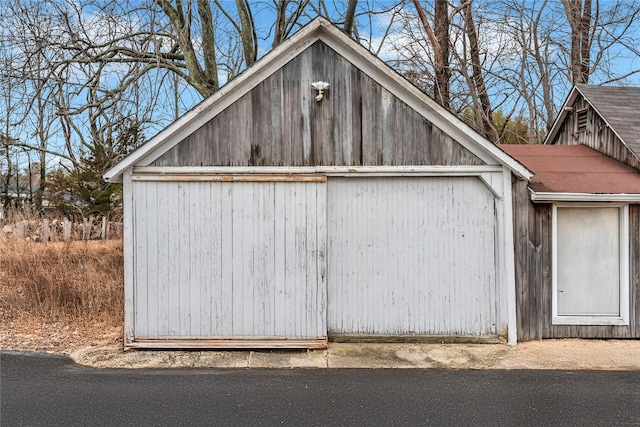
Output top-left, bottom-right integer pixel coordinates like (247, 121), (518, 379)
(48, 122), (142, 218)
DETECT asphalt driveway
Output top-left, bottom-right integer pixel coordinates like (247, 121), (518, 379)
(2, 351), (640, 426)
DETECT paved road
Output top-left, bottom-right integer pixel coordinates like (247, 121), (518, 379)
(1, 352), (639, 426)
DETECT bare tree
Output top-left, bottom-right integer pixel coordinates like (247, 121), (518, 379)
(490, 0), (556, 143)
(462, 0), (498, 141)
(343, 0), (359, 36)
(5, 0), (640, 216)
(0, 0), (379, 216)
(0, 43), (18, 210)
(272, 0), (311, 47)
(562, 0), (593, 84)
(558, 0), (640, 85)
(395, 0), (640, 143)
(0, 1), (63, 210)
(411, 0), (451, 110)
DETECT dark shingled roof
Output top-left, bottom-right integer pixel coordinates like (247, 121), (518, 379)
(500, 144), (640, 194)
(575, 84), (640, 161)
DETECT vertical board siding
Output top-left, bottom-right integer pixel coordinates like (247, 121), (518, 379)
(327, 177), (499, 336)
(513, 178), (640, 340)
(151, 41), (484, 168)
(132, 180), (326, 339)
(512, 178), (533, 341)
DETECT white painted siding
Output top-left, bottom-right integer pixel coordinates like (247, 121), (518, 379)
(132, 179), (327, 340)
(327, 177), (498, 336)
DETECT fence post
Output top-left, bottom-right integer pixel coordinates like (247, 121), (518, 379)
(101, 216), (107, 240)
(63, 218), (72, 241)
(16, 220), (27, 239)
(41, 219), (50, 242)
(82, 216), (92, 240)
(89, 215), (95, 239)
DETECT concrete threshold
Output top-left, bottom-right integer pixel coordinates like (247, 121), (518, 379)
(70, 339), (640, 370)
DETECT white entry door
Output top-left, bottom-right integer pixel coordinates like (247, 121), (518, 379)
(553, 205), (629, 325)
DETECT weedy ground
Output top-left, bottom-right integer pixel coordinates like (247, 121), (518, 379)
(0, 236), (124, 353)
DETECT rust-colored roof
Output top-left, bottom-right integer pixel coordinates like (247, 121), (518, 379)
(499, 144), (640, 194)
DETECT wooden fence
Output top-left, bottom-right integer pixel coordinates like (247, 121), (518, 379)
(2, 216), (123, 242)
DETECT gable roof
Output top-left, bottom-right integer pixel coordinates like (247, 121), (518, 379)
(104, 17), (531, 182)
(545, 84), (640, 163)
(501, 144), (640, 194)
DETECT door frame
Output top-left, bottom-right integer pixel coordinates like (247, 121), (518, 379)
(551, 202), (630, 326)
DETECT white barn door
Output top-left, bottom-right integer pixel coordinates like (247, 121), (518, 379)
(131, 178), (327, 347)
(327, 177), (498, 337)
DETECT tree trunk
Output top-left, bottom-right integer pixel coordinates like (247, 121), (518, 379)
(272, 0), (311, 48)
(273, 0), (289, 48)
(562, 0), (593, 84)
(464, 1), (498, 141)
(34, 55), (47, 212)
(580, 0), (592, 83)
(343, 0), (358, 37)
(2, 147), (11, 210)
(2, 85), (13, 210)
(197, 0), (219, 91)
(434, 0), (450, 110)
(236, 0), (257, 67)
(412, 0), (451, 110)
(158, 0), (215, 97)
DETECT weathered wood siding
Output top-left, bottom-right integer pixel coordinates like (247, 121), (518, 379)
(513, 178), (548, 341)
(152, 41), (484, 168)
(131, 179), (327, 340)
(513, 178), (640, 340)
(327, 176), (501, 337)
(552, 96), (640, 170)
(524, 91), (640, 339)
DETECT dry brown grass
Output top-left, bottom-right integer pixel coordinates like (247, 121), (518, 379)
(0, 236), (124, 352)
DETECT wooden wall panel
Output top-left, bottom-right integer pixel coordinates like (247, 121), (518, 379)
(327, 176), (501, 337)
(152, 41), (484, 168)
(514, 177), (640, 340)
(542, 205), (640, 338)
(131, 180), (327, 340)
(513, 178), (532, 341)
(513, 181), (550, 342)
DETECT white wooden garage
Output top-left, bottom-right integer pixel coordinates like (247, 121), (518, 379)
(105, 18), (531, 349)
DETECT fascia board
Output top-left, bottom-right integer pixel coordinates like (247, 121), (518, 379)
(530, 190), (640, 203)
(543, 86), (579, 146)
